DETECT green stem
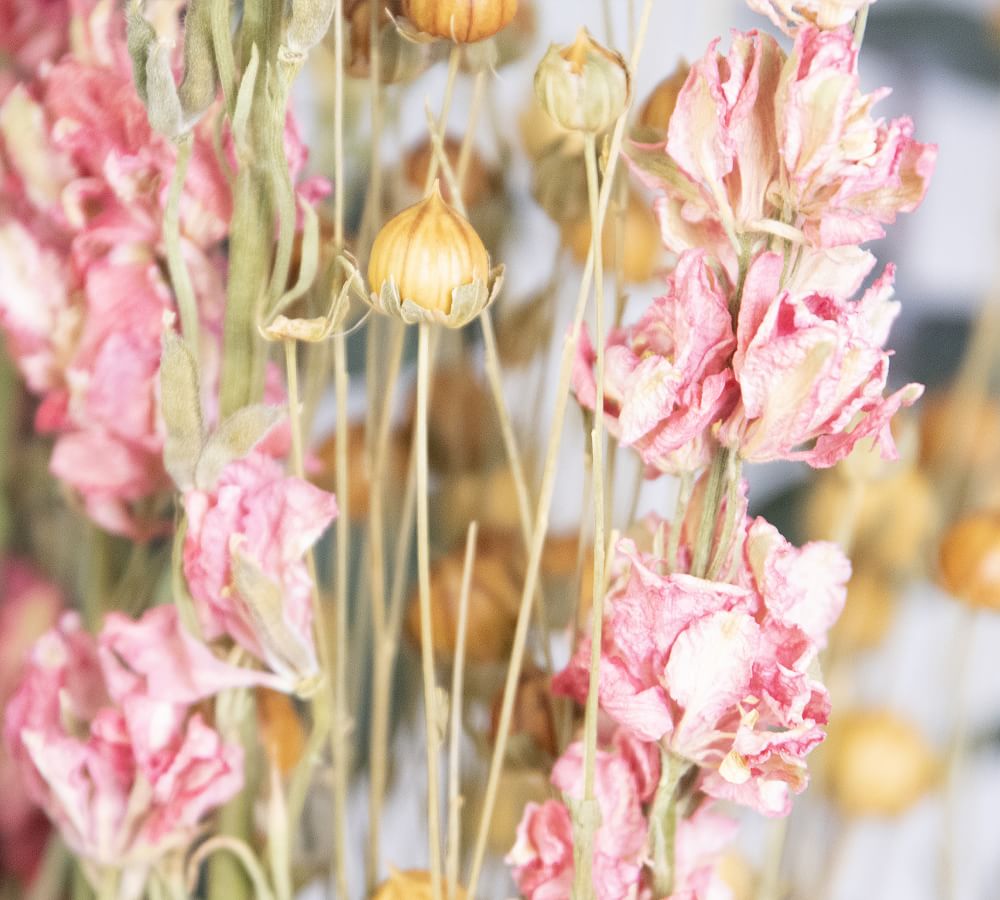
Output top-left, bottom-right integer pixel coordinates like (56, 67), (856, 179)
(690, 448), (729, 579)
(164, 134), (200, 352)
(650, 753), (688, 898)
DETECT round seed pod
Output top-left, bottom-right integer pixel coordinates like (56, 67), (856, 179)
(402, 0), (518, 44)
(368, 184), (497, 327)
(402, 135), (496, 209)
(832, 566), (898, 650)
(462, 766), (551, 858)
(636, 61), (690, 136)
(489, 666), (558, 760)
(939, 510), (1000, 610)
(518, 93), (585, 161)
(373, 870), (467, 899)
(256, 688), (306, 775)
(826, 711), (939, 816)
(919, 392), (1000, 471)
(534, 27), (631, 134)
(562, 188), (662, 283)
(405, 544), (520, 665)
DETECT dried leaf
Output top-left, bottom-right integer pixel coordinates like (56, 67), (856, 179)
(160, 326), (204, 490)
(195, 404), (284, 489)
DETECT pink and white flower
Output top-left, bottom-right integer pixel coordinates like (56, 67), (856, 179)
(719, 251), (922, 467)
(748, 0), (873, 34)
(507, 730), (654, 900)
(3, 609), (244, 877)
(572, 251), (737, 475)
(182, 452), (339, 692)
(554, 520), (847, 817)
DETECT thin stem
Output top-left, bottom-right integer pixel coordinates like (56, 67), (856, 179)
(423, 47), (461, 195)
(854, 3), (871, 47)
(707, 456), (743, 580)
(575, 132), (608, 900)
(668, 473), (693, 574)
(366, 320), (406, 890)
(446, 522), (479, 899)
(466, 5), (656, 893)
(96, 868), (119, 900)
(416, 324), (444, 900)
(331, 330), (351, 900)
(164, 134), (200, 351)
(690, 449), (729, 578)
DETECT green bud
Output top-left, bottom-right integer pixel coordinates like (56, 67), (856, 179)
(126, 1), (157, 104)
(534, 27), (631, 134)
(145, 43), (186, 138)
(285, 0), (335, 56)
(177, 0), (219, 121)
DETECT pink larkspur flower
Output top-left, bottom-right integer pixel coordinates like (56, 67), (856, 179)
(719, 251), (923, 467)
(182, 452), (339, 692)
(748, 0), (873, 34)
(507, 730), (653, 900)
(3, 609), (244, 874)
(554, 521), (847, 816)
(671, 805), (739, 900)
(572, 251), (737, 475)
(774, 25), (937, 248)
(0, 560), (63, 883)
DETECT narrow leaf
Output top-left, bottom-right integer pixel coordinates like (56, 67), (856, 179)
(160, 325), (203, 490)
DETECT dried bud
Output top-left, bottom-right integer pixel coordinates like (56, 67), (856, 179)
(531, 142), (590, 226)
(367, 183), (500, 328)
(345, 0), (429, 83)
(405, 544), (520, 665)
(402, 0), (518, 44)
(636, 61), (690, 136)
(827, 711), (939, 816)
(920, 392), (1000, 472)
(494, 289), (555, 368)
(437, 473), (524, 549)
(285, 0), (335, 55)
(256, 688), (306, 775)
(938, 511), (1000, 610)
(519, 93), (584, 161)
(493, 0), (536, 67)
(534, 28), (631, 134)
(402, 136), (496, 209)
(489, 666), (558, 760)
(804, 468), (937, 575)
(563, 188), (662, 283)
(833, 567), (897, 650)
(462, 767), (550, 857)
(314, 422), (408, 518)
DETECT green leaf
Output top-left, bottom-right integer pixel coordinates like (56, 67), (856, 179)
(195, 404), (284, 490)
(160, 326), (204, 490)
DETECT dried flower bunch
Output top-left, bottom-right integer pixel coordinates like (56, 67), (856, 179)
(6, 0), (989, 899)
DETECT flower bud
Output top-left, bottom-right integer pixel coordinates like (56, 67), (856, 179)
(402, 0), (518, 44)
(938, 510), (1000, 610)
(345, 0), (429, 84)
(636, 61), (690, 137)
(405, 543), (520, 665)
(314, 422), (409, 518)
(534, 28), (631, 134)
(920, 391), (1000, 472)
(490, 666), (558, 759)
(563, 188), (661, 283)
(256, 688), (306, 775)
(826, 711), (939, 816)
(373, 869), (467, 899)
(833, 567), (897, 650)
(285, 0), (335, 56)
(367, 183), (499, 327)
(402, 136), (496, 209)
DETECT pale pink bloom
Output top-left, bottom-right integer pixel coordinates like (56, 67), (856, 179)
(182, 453), (339, 691)
(0, 0), (69, 100)
(3, 611), (243, 873)
(507, 731), (652, 900)
(670, 805), (739, 900)
(554, 524), (845, 816)
(775, 25), (937, 248)
(662, 30), (783, 247)
(748, 0), (872, 34)
(719, 251), (922, 467)
(572, 251), (737, 476)
(0, 560), (63, 882)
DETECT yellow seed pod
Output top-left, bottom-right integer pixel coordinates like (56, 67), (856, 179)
(402, 135), (496, 210)
(826, 711), (940, 816)
(255, 688), (306, 776)
(373, 869), (468, 899)
(462, 767), (552, 858)
(367, 183), (500, 328)
(402, 0), (518, 44)
(637, 61), (691, 136)
(938, 510), (1000, 610)
(833, 567), (898, 650)
(563, 189), (662, 283)
(534, 27), (631, 134)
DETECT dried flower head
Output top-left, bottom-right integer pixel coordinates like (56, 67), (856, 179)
(534, 27), (631, 134)
(402, 0), (518, 44)
(938, 511), (1000, 611)
(367, 183), (500, 328)
(826, 711), (939, 816)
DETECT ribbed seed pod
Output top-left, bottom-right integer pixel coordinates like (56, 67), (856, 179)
(373, 869), (467, 899)
(402, 0), (518, 44)
(367, 183), (493, 325)
(939, 510), (1000, 610)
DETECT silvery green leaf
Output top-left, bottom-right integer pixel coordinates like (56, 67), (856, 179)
(160, 328), (203, 490)
(145, 43), (186, 138)
(125, 2), (156, 104)
(233, 44), (260, 153)
(195, 404), (284, 489)
(177, 0), (219, 123)
(284, 0), (335, 55)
